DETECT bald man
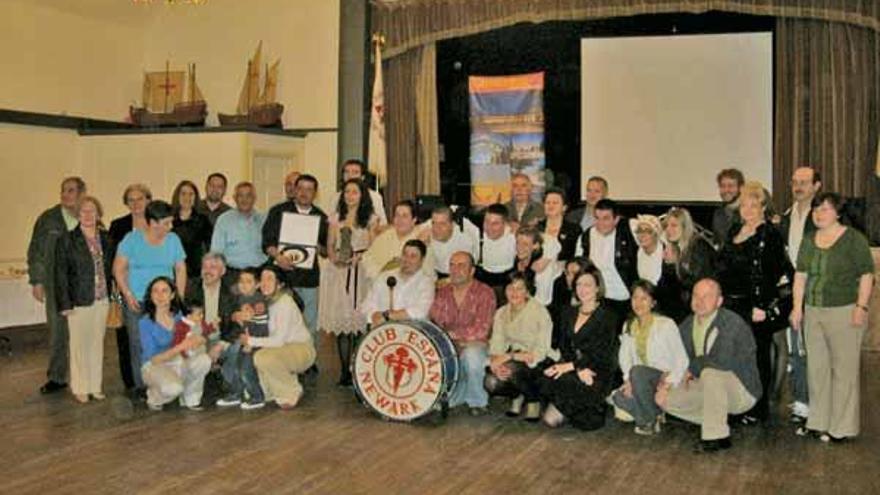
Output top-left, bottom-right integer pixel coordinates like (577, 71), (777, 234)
(655, 278), (760, 453)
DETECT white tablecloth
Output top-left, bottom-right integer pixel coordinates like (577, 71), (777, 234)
(0, 278), (46, 328)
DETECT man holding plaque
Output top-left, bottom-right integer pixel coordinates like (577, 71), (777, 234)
(263, 173), (328, 357)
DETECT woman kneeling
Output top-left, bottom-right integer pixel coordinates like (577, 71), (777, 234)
(140, 277), (211, 411)
(484, 273), (557, 421)
(611, 280), (688, 435)
(541, 266), (619, 430)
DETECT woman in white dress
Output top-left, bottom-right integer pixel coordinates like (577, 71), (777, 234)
(319, 179), (380, 386)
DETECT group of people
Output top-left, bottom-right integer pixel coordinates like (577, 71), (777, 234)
(27, 160), (874, 454)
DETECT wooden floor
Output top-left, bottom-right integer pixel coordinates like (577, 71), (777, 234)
(0, 327), (878, 495)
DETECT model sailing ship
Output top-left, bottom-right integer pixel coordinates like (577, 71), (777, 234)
(219, 42), (284, 127)
(130, 62), (207, 127)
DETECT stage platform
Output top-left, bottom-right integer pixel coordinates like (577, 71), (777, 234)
(0, 326), (877, 494)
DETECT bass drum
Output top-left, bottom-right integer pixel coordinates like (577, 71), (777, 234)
(353, 319), (459, 422)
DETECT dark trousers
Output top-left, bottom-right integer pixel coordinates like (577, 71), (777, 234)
(749, 330), (773, 420)
(484, 360), (545, 402)
(115, 326), (135, 389)
(44, 288), (69, 383)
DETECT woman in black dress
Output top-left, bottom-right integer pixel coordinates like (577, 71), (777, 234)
(548, 257), (593, 350)
(541, 265), (620, 430)
(717, 182), (792, 424)
(171, 180), (213, 280)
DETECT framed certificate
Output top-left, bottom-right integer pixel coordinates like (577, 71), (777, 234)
(278, 212), (321, 269)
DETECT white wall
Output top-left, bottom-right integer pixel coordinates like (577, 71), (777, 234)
(0, 124), (79, 265)
(0, 0), (340, 271)
(143, 0), (339, 129)
(0, 2), (145, 121)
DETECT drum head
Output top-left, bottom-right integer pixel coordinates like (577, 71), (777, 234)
(353, 320), (457, 422)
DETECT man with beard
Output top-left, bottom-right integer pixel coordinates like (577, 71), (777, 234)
(711, 168), (745, 248)
(197, 173), (232, 226)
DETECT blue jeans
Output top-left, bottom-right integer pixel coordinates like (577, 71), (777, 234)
(221, 342), (264, 402)
(449, 344), (488, 408)
(123, 300), (144, 389)
(293, 287), (319, 343)
(788, 327), (809, 405)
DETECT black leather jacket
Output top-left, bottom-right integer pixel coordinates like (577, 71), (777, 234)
(54, 227), (113, 312)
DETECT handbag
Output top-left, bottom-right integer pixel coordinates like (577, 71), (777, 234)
(106, 291), (124, 329)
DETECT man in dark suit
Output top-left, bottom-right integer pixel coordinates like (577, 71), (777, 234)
(262, 173), (328, 373)
(565, 176), (608, 232)
(506, 173), (544, 231)
(576, 198), (637, 320)
(27, 176), (86, 394)
(775, 166), (821, 423)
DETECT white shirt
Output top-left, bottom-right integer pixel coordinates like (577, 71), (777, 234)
(335, 189), (388, 225)
(618, 314), (689, 386)
(787, 203), (810, 265)
(479, 229), (516, 274)
(427, 227), (478, 275)
(637, 246), (663, 285)
(248, 293), (313, 348)
(359, 269), (436, 321)
(589, 228), (629, 301)
(533, 235), (562, 305)
(202, 282), (220, 325)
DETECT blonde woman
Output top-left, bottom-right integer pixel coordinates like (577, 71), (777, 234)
(657, 207), (716, 322)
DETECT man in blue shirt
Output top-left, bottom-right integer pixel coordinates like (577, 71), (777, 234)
(211, 182), (267, 287)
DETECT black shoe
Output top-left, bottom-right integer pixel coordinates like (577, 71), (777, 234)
(795, 426), (823, 439)
(820, 433), (850, 444)
(694, 437), (732, 453)
(790, 414), (808, 425)
(739, 414), (760, 426)
(40, 381), (67, 394)
(126, 387), (147, 402)
(337, 374), (353, 387)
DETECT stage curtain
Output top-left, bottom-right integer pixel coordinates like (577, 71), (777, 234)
(373, 0), (880, 59)
(774, 18), (880, 213)
(385, 42), (441, 208)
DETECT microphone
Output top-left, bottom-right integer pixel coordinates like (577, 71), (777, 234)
(386, 276), (397, 311)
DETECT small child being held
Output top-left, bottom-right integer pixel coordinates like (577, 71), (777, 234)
(172, 305), (217, 358)
(229, 269), (270, 342)
(216, 269), (268, 410)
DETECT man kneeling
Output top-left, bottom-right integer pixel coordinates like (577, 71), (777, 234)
(429, 251), (496, 415)
(655, 278), (761, 453)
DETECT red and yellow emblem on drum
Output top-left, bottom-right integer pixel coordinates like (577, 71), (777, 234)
(354, 322), (446, 421)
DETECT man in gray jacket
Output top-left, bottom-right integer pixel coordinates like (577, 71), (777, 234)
(656, 278), (760, 453)
(27, 177), (86, 394)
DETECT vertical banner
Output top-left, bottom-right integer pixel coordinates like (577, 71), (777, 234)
(469, 72), (545, 206)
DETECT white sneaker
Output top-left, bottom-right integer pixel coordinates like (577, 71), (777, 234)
(792, 401), (809, 418)
(241, 400), (266, 410)
(216, 397), (242, 407)
(614, 405), (635, 423)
